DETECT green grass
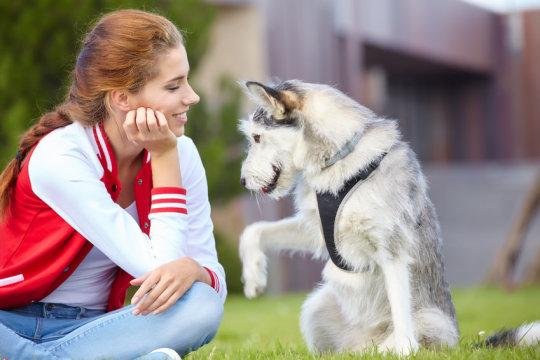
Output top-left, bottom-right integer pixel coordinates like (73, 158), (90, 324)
(187, 286), (540, 359)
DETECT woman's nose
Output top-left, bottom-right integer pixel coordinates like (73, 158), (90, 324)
(183, 84), (200, 106)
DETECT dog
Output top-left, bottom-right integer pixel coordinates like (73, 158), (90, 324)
(237, 79), (540, 355)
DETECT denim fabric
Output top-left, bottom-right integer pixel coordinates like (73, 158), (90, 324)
(0, 282), (223, 360)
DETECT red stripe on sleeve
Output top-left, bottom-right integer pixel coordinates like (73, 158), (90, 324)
(151, 187), (186, 196)
(204, 267), (220, 292)
(149, 207), (188, 215)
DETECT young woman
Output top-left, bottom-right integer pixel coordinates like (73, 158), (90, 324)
(0, 9), (226, 360)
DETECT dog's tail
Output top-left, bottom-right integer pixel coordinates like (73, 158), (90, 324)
(482, 321), (540, 347)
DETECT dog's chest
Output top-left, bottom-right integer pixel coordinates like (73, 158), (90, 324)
(332, 185), (388, 261)
(300, 180), (387, 265)
(301, 181), (393, 269)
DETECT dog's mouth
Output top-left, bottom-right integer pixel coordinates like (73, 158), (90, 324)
(261, 165), (281, 194)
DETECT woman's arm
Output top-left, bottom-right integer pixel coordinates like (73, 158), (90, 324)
(28, 125), (189, 277)
(182, 138), (227, 302)
(129, 138), (227, 315)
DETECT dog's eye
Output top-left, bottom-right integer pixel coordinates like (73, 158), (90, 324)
(253, 134), (261, 143)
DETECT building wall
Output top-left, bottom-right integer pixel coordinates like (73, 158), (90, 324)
(193, 4), (267, 108)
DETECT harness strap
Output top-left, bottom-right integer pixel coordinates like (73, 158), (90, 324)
(316, 152), (387, 271)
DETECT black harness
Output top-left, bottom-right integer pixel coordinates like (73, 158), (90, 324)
(316, 153), (387, 272)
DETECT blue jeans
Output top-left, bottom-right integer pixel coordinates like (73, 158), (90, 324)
(0, 282), (223, 359)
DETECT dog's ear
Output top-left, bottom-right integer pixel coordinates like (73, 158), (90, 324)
(244, 81), (301, 119)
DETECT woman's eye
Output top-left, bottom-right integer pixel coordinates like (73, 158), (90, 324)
(253, 134), (261, 143)
(166, 86), (180, 92)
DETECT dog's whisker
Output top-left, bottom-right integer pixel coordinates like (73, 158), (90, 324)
(254, 192), (262, 215)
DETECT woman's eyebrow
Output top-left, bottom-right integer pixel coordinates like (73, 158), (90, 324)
(165, 75), (185, 83)
(165, 68), (190, 83)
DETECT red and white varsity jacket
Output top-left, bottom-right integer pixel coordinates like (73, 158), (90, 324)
(0, 121), (226, 310)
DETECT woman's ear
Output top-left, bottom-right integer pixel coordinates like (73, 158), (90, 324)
(108, 89), (131, 112)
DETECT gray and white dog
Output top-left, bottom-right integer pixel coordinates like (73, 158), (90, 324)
(238, 80), (539, 355)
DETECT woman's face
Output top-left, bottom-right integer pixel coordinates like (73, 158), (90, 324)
(130, 45), (200, 137)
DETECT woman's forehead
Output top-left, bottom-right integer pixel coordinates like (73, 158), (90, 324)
(156, 46), (190, 82)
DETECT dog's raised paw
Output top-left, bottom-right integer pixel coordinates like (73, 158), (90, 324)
(242, 272), (267, 298)
(243, 281), (265, 299)
(239, 223), (269, 298)
(242, 258), (268, 298)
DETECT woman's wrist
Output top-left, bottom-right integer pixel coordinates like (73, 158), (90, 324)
(150, 146), (177, 159)
(182, 257), (212, 286)
(195, 261), (212, 285)
(151, 147), (182, 188)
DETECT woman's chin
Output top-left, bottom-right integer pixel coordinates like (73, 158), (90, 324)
(172, 125), (185, 138)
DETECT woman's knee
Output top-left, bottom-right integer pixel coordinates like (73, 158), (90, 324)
(190, 283), (223, 337)
(169, 282), (223, 340)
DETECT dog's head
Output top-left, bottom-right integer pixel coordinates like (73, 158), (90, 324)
(238, 80), (303, 199)
(239, 79), (375, 198)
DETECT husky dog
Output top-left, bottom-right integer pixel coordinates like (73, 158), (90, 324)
(238, 80), (540, 355)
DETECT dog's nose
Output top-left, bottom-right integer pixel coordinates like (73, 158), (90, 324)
(240, 177), (246, 187)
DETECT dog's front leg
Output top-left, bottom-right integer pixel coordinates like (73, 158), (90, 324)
(377, 254), (419, 356)
(239, 216), (324, 298)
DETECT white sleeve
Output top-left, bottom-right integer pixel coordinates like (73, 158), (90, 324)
(182, 139), (227, 303)
(28, 139), (188, 278)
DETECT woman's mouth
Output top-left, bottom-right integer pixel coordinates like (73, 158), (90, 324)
(172, 112), (187, 124)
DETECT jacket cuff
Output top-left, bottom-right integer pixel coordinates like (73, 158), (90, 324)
(203, 266), (221, 293)
(149, 187), (187, 215)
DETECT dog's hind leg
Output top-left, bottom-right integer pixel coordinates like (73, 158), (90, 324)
(240, 216), (325, 298)
(300, 284), (344, 353)
(414, 307), (459, 348)
(301, 282), (385, 354)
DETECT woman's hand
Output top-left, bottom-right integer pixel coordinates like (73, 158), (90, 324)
(123, 107), (177, 155)
(130, 257), (211, 315)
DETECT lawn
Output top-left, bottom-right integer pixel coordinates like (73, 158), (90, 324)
(187, 286), (540, 359)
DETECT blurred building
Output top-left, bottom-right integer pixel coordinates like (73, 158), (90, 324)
(196, 0), (540, 292)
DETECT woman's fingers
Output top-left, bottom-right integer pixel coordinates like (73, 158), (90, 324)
(143, 282), (178, 314)
(155, 110), (169, 132)
(130, 273), (148, 287)
(123, 107), (176, 153)
(131, 271), (159, 307)
(145, 279), (192, 315)
(133, 277), (170, 314)
(135, 107), (150, 135)
(151, 289), (186, 315)
(131, 258), (202, 316)
(132, 276), (192, 315)
(123, 110), (138, 144)
(147, 108), (160, 133)
(152, 282), (191, 315)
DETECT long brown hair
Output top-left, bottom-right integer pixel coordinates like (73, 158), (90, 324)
(0, 9), (184, 220)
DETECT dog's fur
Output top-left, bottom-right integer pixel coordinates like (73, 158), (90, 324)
(237, 80), (539, 355)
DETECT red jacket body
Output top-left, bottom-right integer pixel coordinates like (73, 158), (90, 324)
(0, 128), (152, 311)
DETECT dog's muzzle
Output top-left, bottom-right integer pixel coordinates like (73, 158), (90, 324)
(261, 165), (281, 194)
(240, 165), (281, 194)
